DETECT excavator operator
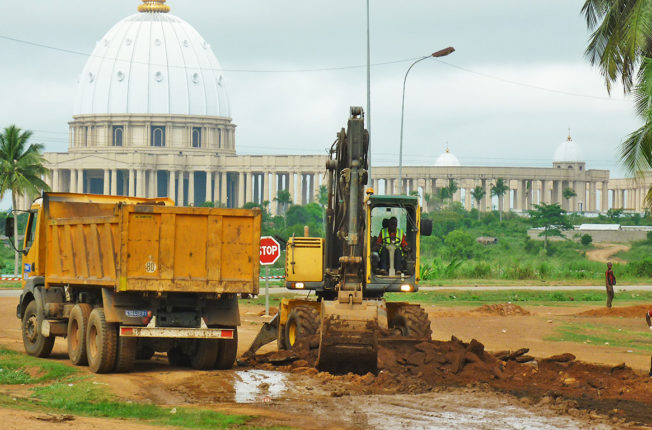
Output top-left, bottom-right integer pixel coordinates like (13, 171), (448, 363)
(376, 216), (408, 275)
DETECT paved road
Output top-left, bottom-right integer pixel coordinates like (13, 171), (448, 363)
(2, 285), (651, 299)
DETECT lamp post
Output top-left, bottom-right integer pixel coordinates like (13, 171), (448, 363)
(366, 0), (371, 179)
(398, 47), (455, 194)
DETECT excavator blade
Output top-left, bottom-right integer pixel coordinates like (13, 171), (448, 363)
(317, 300), (379, 374)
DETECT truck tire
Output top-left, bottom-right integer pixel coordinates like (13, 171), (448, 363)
(215, 328), (238, 370)
(22, 300), (55, 358)
(114, 335), (137, 372)
(86, 308), (118, 373)
(284, 306), (319, 350)
(389, 305), (432, 339)
(191, 340), (219, 370)
(67, 303), (93, 365)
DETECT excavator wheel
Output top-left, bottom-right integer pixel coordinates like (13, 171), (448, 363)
(389, 304), (432, 339)
(284, 306), (319, 350)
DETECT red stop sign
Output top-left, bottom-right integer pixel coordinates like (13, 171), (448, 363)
(259, 236), (281, 265)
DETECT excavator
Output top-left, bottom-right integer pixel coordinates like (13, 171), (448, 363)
(245, 107), (433, 373)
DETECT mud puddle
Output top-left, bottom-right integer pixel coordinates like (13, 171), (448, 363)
(273, 389), (613, 429)
(233, 370), (287, 403)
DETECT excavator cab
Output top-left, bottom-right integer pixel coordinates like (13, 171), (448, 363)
(366, 195), (431, 296)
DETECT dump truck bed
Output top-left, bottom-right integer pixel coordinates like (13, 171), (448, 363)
(43, 194), (260, 294)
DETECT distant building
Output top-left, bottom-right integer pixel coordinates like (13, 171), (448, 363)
(24, 0), (651, 214)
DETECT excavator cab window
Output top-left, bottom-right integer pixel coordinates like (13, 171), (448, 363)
(370, 205), (415, 276)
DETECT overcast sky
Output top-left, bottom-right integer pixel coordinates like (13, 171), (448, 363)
(0, 0), (640, 208)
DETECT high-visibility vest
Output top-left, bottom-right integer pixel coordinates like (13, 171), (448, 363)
(380, 228), (404, 250)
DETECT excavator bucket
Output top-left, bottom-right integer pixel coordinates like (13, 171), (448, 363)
(317, 300), (379, 374)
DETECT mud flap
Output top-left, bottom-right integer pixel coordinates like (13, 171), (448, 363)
(317, 300), (379, 374)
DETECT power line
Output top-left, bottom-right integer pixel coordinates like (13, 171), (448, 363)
(0, 33), (630, 102)
(435, 59), (627, 102)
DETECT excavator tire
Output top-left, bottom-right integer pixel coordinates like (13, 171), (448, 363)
(390, 305), (432, 339)
(284, 306), (319, 350)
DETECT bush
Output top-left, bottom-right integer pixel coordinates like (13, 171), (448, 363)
(580, 234), (593, 246)
(627, 257), (652, 277)
(443, 229), (475, 259)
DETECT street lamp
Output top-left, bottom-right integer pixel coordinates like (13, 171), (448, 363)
(398, 47), (455, 194)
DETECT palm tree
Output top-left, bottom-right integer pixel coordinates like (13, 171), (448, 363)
(491, 178), (510, 222)
(470, 185), (486, 220)
(563, 187), (577, 211)
(0, 126), (49, 275)
(582, 0), (652, 207)
(273, 189), (292, 215)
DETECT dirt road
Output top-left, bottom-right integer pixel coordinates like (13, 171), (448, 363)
(586, 243), (630, 263)
(2, 297), (652, 429)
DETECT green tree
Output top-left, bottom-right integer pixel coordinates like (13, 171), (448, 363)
(528, 203), (574, 250)
(491, 178), (510, 222)
(273, 189), (292, 215)
(582, 1), (652, 207)
(0, 126), (49, 275)
(606, 208), (624, 222)
(563, 187), (577, 211)
(318, 185), (328, 208)
(470, 185), (486, 220)
(443, 229), (475, 259)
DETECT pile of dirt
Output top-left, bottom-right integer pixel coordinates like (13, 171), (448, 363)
(578, 304), (652, 318)
(472, 303), (530, 316)
(244, 335), (652, 426)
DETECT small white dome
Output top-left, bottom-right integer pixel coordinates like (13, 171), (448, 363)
(73, 9), (230, 117)
(553, 134), (584, 163)
(435, 147), (461, 167)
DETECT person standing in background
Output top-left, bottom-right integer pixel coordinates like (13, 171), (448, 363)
(605, 262), (616, 308)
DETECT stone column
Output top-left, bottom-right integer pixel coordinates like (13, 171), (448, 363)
(238, 172), (245, 207)
(220, 172), (228, 206)
(514, 180), (522, 211)
(102, 169), (109, 195)
(178, 172), (185, 206)
(263, 172), (269, 205)
(464, 187), (471, 210)
(188, 171), (195, 206)
(136, 169), (144, 197)
(288, 172), (296, 204)
(205, 171), (212, 204)
(168, 170), (176, 202)
(52, 169), (60, 193)
(128, 169), (135, 197)
(602, 182), (609, 212)
(213, 171), (220, 205)
(485, 179), (492, 211)
(110, 169), (117, 195)
(540, 180), (548, 204)
(270, 173), (278, 215)
(245, 172), (252, 203)
(152, 170), (158, 197)
(589, 182), (597, 212)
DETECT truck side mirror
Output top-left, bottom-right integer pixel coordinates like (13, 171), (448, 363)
(4, 217), (14, 238)
(420, 219), (432, 236)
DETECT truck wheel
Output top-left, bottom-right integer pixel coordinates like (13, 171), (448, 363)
(22, 300), (55, 358)
(284, 306), (319, 350)
(215, 328), (238, 370)
(191, 340), (219, 370)
(167, 347), (191, 367)
(67, 303), (93, 365)
(114, 335), (137, 372)
(86, 308), (118, 373)
(390, 305), (432, 339)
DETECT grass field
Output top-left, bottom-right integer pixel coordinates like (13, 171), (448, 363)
(546, 322), (652, 354)
(0, 348), (288, 429)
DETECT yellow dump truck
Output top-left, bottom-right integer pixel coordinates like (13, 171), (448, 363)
(7, 193), (260, 373)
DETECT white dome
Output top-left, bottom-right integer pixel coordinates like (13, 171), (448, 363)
(73, 10), (230, 117)
(434, 148), (461, 167)
(553, 135), (584, 163)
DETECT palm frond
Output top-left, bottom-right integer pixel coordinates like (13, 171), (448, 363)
(620, 121), (652, 175)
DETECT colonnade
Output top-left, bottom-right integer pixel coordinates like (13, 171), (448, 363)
(41, 167), (325, 216)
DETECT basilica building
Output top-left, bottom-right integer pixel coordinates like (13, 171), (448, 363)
(35, 0), (651, 214)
